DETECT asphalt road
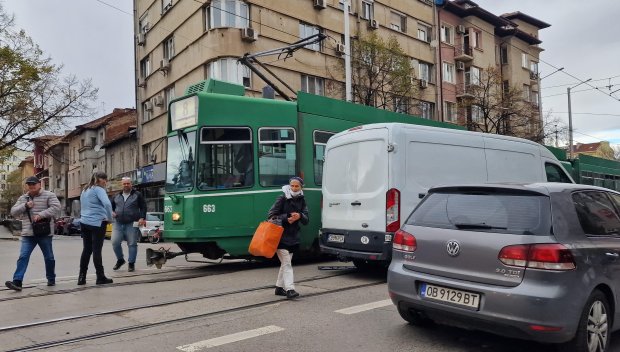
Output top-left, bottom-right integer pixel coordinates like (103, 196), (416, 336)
(1, 236), (620, 352)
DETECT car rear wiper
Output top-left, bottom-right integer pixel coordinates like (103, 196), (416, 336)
(453, 223), (508, 230)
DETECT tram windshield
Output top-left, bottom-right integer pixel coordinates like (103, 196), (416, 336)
(197, 127), (254, 190)
(165, 131), (196, 193)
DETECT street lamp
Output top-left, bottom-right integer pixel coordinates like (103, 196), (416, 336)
(567, 78), (592, 159)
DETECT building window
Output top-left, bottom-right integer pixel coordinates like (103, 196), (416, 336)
(471, 105), (483, 123)
(472, 30), (481, 49)
(530, 61), (539, 76)
(110, 153), (115, 177)
(299, 23), (321, 51)
(444, 101), (457, 122)
(419, 101), (434, 119)
(522, 52), (528, 68)
(338, 0), (352, 12)
(91, 137), (97, 147)
(165, 85), (175, 107)
(393, 96), (409, 114)
(163, 36), (175, 60)
(442, 62), (455, 83)
(361, 0), (373, 20)
(523, 84), (531, 101)
(389, 11), (406, 32)
(417, 61), (433, 82)
(301, 75), (324, 96)
(140, 57), (151, 78)
(143, 144), (152, 165)
(466, 66), (481, 86)
(207, 0), (249, 29)
(440, 24), (454, 45)
(500, 45), (508, 64)
(531, 91), (539, 105)
(417, 23), (431, 42)
(208, 58), (251, 88)
(162, 0), (172, 13)
(502, 80), (510, 96)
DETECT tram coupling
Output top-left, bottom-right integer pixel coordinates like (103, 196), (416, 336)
(146, 247), (187, 269)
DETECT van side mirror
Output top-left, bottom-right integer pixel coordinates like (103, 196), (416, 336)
(418, 193), (426, 199)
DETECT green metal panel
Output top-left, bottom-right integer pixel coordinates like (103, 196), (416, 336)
(184, 79), (246, 96)
(544, 145), (567, 161)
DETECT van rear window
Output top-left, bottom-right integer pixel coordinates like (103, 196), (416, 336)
(407, 192), (552, 236)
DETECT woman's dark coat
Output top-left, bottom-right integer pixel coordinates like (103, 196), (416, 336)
(267, 194), (309, 251)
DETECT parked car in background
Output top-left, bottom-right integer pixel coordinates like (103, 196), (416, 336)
(55, 216), (80, 236)
(388, 183), (620, 352)
(139, 212), (164, 242)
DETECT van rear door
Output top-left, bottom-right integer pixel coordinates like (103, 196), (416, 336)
(322, 127), (389, 233)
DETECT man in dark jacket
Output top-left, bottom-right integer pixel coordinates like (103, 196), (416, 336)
(111, 177), (146, 272)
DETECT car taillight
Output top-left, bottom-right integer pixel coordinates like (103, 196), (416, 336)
(386, 188), (400, 232)
(498, 244), (576, 270)
(393, 229), (416, 252)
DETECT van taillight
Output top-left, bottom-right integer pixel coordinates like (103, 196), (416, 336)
(386, 188), (400, 232)
(498, 244), (576, 270)
(393, 229), (416, 252)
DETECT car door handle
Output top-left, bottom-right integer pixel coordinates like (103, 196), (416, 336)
(605, 252), (619, 258)
(351, 201), (361, 206)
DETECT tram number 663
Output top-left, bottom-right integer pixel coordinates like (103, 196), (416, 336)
(203, 204), (216, 213)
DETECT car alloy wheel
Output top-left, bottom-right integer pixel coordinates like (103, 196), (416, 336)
(586, 300), (608, 352)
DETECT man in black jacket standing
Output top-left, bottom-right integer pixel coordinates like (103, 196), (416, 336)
(111, 177), (146, 272)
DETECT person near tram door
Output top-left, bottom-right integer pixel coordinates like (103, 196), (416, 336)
(78, 171), (114, 285)
(267, 176), (309, 299)
(111, 177), (146, 272)
(5, 176), (61, 291)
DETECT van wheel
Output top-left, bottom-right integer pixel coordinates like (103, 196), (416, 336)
(559, 289), (610, 352)
(397, 305), (434, 327)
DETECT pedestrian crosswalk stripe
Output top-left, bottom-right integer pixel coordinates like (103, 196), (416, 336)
(334, 299), (393, 315)
(176, 325), (285, 352)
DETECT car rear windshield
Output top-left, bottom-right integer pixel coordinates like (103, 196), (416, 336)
(407, 191), (552, 236)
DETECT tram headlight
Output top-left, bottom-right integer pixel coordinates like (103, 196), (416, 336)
(172, 212), (181, 222)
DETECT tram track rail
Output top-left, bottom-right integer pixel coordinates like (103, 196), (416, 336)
(6, 274), (385, 352)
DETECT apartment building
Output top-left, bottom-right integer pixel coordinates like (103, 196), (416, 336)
(133, 0), (548, 208)
(0, 150), (32, 218)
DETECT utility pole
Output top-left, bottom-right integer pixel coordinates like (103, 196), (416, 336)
(343, 0), (352, 102)
(567, 78), (591, 159)
(554, 124), (558, 147)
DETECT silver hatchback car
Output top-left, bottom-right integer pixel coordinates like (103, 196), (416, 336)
(388, 183), (620, 352)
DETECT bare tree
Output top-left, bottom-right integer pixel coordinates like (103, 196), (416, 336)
(333, 32), (419, 113)
(457, 67), (546, 142)
(0, 4), (98, 157)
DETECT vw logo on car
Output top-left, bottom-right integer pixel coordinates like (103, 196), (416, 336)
(446, 240), (460, 257)
(361, 236), (370, 244)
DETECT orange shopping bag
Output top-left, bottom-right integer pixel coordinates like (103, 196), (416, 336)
(248, 220), (284, 258)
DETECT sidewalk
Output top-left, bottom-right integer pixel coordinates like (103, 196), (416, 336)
(0, 224), (19, 240)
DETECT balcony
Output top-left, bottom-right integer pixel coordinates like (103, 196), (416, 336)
(530, 71), (539, 81)
(456, 84), (476, 99)
(454, 45), (473, 62)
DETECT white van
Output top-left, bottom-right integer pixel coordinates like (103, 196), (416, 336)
(320, 123), (573, 268)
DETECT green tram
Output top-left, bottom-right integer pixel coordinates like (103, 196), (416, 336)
(546, 146), (620, 192)
(155, 79), (463, 264)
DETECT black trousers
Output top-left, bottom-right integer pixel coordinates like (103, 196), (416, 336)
(79, 222), (107, 277)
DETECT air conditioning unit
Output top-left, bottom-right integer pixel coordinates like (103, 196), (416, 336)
(335, 43), (345, 55)
(456, 25), (466, 34)
(160, 58), (170, 71)
(241, 27), (258, 42)
(369, 19), (379, 30)
(419, 79), (428, 89)
(162, 1), (172, 13)
(314, 0), (326, 9)
(456, 61), (465, 71)
(137, 78), (146, 88)
(137, 33), (145, 46)
(143, 22), (151, 33)
(154, 95), (164, 107)
(144, 101), (153, 111)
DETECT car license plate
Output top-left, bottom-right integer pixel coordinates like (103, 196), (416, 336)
(420, 283), (480, 309)
(327, 234), (345, 243)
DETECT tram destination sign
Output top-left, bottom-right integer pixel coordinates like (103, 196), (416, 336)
(170, 96), (198, 130)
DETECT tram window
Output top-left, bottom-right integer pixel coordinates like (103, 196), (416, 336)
(165, 131), (196, 193)
(545, 163), (572, 183)
(197, 127), (254, 190)
(258, 127), (296, 187)
(313, 130), (335, 185)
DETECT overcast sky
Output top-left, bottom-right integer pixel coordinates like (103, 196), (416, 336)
(3, 0), (620, 146)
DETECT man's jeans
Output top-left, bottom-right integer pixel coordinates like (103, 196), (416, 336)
(112, 222), (139, 264)
(13, 235), (55, 282)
